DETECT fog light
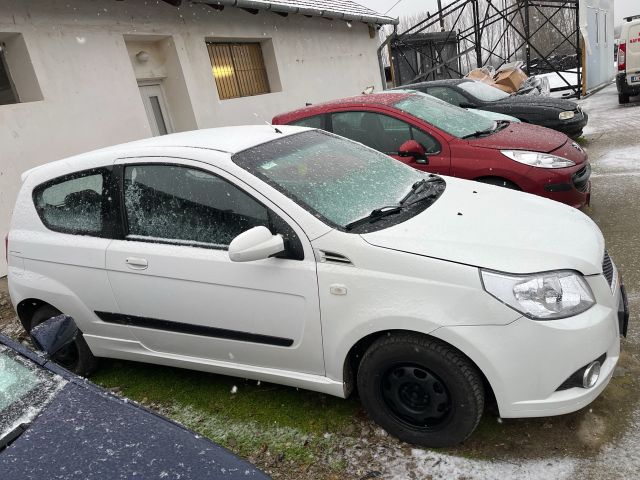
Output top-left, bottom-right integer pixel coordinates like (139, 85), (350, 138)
(582, 361), (601, 388)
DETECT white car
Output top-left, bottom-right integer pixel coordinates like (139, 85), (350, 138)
(7, 126), (628, 447)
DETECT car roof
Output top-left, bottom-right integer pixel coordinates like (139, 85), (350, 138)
(21, 125), (310, 181)
(392, 78), (470, 90)
(109, 124), (307, 155)
(273, 91), (415, 121)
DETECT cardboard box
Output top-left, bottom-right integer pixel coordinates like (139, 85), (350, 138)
(466, 67), (496, 85)
(493, 68), (528, 93)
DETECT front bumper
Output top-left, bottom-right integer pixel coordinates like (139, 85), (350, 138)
(538, 163), (591, 209)
(546, 111), (588, 138)
(434, 273), (624, 418)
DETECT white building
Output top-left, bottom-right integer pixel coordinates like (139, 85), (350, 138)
(0, 0), (396, 276)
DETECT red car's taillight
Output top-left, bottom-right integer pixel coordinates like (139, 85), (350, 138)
(619, 42), (627, 72)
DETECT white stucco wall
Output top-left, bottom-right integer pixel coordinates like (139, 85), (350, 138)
(0, 0), (384, 275)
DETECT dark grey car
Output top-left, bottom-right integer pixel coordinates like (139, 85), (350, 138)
(393, 79), (588, 138)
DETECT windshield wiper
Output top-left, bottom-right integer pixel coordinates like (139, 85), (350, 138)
(345, 205), (402, 231)
(461, 124), (496, 139)
(0, 423), (29, 451)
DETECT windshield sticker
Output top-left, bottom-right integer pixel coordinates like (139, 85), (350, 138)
(261, 161), (278, 170)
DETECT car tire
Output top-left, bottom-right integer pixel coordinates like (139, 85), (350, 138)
(357, 333), (484, 447)
(619, 93), (630, 104)
(30, 305), (98, 377)
(477, 177), (519, 190)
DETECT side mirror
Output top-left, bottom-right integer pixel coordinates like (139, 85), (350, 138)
(398, 140), (428, 164)
(228, 226), (285, 262)
(30, 315), (78, 357)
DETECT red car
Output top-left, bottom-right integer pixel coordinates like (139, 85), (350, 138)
(272, 91), (591, 208)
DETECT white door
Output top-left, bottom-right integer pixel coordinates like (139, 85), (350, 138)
(104, 159), (324, 375)
(138, 84), (173, 136)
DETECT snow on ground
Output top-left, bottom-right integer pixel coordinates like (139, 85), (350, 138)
(383, 447), (577, 479)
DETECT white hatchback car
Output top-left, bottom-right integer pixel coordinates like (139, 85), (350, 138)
(7, 126), (628, 447)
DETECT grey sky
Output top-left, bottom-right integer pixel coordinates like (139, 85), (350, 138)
(361, 0), (637, 27)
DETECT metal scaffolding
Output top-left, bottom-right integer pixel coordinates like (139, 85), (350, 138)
(380, 0), (583, 97)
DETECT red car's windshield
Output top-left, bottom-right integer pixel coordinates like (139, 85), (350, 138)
(394, 91), (495, 138)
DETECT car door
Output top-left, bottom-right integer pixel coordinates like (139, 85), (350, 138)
(104, 158), (324, 375)
(330, 110), (451, 175)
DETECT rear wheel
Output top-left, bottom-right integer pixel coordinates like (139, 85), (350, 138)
(476, 177), (520, 190)
(30, 305), (97, 376)
(619, 93), (630, 104)
(357, 333), (484, 447)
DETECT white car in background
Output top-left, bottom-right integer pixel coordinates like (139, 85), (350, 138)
(7, 126), (628, 447)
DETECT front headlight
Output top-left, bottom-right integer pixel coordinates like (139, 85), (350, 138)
(559, 111), (575, 120)
(501, 150), (575, 168)
(481, 270), (595, 319)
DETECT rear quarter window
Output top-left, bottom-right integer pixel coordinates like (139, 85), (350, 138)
(289, 115), (324, 129)
(33, 168), (115, 237)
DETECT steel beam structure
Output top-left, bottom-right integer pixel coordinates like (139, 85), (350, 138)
(383, 0), (582, 98)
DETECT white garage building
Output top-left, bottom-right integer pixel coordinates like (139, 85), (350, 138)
(0, 0), (396, 276)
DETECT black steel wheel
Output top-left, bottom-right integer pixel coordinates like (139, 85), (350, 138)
(357, 333), (484, 447)
(30, 305), (97, 376)
(381, 364), (452, 430)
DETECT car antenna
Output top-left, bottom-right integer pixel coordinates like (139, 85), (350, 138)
(264, 121), (282, 134)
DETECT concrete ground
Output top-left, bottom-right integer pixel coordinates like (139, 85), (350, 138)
(0, 83), (639, 479)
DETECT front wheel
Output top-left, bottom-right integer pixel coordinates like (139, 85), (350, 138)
(30, 305), (97, 377)
(357, 334), (484, 447)
(619, 93), (630, 104)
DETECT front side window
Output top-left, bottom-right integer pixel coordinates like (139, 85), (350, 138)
(395, 92), (494, 138)
(34, 171), (107, 235)
(124, 165), (269, 248)
(331, 111), (440, 155)
(206, 42), (270, 100)
(233, 130), (437, 230)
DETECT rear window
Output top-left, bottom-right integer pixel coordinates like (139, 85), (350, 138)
(33, 169), (114, 236)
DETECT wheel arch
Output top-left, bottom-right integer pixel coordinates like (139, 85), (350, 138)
(16, 298), (61, 332)
(342, 329), (497, 406)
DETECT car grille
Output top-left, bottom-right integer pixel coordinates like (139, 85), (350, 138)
(572, 164), (591, 192)
(602, 251), (614, 288)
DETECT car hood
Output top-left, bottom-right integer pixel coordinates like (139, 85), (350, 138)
(362, 177), (604, 275)
(494, 94), (578, 110)
(463, 122), (569, 153)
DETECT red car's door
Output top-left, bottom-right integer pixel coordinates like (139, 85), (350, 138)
(328, 109), (451, 175)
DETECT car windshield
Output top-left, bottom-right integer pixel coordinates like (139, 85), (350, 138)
(233, 130), (436, 229)
(394, 92), (495, 138)
(0, 346), (66, 443)
(458, 81), (510, 102)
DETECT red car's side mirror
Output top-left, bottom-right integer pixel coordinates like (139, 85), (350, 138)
(398, 140), (428, 164)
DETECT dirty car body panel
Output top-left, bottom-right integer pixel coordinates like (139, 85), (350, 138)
(0, 334), (269, 479)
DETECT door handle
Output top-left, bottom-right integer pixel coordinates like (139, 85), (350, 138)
(125, 257), (148, 270)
